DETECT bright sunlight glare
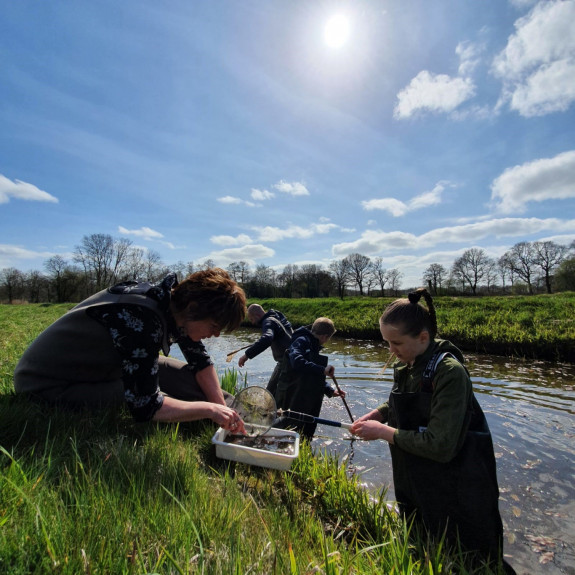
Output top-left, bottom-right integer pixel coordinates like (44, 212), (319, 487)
(324, 14), (350, 48)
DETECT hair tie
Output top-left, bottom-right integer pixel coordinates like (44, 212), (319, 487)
(408, 291), (421, 304)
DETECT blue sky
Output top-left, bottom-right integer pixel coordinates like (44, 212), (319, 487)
(1, 0), (575, 287)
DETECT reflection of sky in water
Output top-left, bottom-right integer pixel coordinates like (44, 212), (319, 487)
(175, 329), (575, 574)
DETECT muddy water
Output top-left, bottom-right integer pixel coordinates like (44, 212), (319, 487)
(176, 329), (575, 575)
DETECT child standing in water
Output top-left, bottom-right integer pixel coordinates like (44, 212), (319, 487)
(274, 317), (344, 440)
(350, 288), (514, 573)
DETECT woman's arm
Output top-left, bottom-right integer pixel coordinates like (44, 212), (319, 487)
(152, 395), (245, 432)
(195, 364), (226, 405)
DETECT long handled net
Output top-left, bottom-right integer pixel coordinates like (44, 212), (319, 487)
(232, 386), (352, 437)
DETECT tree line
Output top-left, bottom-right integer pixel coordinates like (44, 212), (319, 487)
(1, 233), (574, 304)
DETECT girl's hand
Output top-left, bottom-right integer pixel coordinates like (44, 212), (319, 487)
(350, 420), (395, 443)
(324, 365), (335, 377)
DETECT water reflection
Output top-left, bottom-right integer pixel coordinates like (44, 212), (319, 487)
(175, 329), (575, 574)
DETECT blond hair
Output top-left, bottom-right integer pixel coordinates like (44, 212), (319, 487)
(311, 317), (336, 337)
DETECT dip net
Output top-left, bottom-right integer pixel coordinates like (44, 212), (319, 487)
(231, 386), (278, 436)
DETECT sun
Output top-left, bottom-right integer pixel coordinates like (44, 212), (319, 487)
(324, 14), (350, 49)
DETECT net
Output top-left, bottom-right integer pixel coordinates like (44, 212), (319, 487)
(231, 386), (278, 436)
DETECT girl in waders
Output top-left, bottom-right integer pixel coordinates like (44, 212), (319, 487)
(350, 288), (515, 573)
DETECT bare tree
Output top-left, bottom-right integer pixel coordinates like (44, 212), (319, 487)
(533, 241), (568, 294)
(497, 253), (515, 293)
(73, 233), (116, 292)
(387, 268), (403, 296)
(505, 242), (538, 294)
(328, 259), (351, 299)
(345, 253), (371, 295)
(451, 248), (492, 295)
(25, 270), (48, 303)
(371, 257), (389, 296)
(0, 267), (25, 303)
(199, 259), (215, 270)
(422, 263), (447, 295)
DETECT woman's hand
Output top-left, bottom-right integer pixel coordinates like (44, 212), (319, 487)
(212, 404), (247, 434)
(324, 364), (335, 378)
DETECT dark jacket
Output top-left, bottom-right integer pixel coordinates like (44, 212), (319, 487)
(274, 326), (335, 439)
(245, 309), (293, 362)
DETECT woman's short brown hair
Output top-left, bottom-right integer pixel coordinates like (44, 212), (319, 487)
(170, 268), (246, 332)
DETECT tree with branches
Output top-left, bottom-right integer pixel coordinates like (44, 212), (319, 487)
(422, 263), (447, 295)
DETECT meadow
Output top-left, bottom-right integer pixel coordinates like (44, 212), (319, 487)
(2, 297), (567, 574)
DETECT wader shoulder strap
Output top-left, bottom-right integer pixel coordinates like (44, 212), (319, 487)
(421, 351), (457, 393)
(268, 316), (293, 338)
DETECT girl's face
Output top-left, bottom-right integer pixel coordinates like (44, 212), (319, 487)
(380, 323), (430, 366)
(181, 318), (221, 342)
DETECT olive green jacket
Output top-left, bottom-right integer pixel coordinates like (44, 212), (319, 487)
(377, 339), (473, 463)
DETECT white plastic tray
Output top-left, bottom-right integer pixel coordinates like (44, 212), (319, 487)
(212, 427), (300, 470)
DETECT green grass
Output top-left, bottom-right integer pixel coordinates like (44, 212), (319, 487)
(253, 293), (575, 362)
(0, 303), (520, 573)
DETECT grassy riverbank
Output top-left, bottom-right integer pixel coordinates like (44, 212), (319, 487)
(250, 293), (575, 363)
(0, 304), (511, 574)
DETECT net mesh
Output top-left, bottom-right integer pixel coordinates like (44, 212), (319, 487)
(231, 386), (277, 436)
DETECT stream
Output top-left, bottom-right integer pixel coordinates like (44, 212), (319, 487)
(175, 328), (575, 575)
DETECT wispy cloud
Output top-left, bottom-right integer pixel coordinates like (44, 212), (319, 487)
(0, 243), (55, 267)
(118, 226), (175, 249)
(0, 174), (58, 204)
(490, 150), (575, 213)
(203, 244), (275, 266)
(217, 196), (244, 205)
(272, 180), (310, 196)
(492, 0), (575, 117)
(210, 233), (254, 246)
(332, 217), (575, 256)
(362, 182), (449, 216)
(118, 226), (164, 240)
(252, 221), (339, 242)
(251, 188), (274, 201)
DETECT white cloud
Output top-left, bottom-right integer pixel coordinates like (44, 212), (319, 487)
(332, 217), (575, 256)
(362, 182), (447, 216)
(456, 40), (484, 76)
(272, 180), (310, 196)
(217, 195), (243, 204)
(0, 244), (55, 268)
(210, 233), (253, 246)
(492, 0), (575, 116)
(394, 71), (476, 119)
(490, 150), (575, 213)
(250, 188), (274, 201)
(252, 221), (338, 242)
(0, 174), (58, 204)
(203, 244), (275, 266)
(118, 226), (164, 240)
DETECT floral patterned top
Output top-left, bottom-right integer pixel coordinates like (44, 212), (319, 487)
(87, 274), (213, 421)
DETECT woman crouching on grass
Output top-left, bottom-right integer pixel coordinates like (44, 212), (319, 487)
(14, 268), (246, 434)
(350, 288), (515, 573)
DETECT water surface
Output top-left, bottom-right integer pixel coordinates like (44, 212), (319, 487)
(177, 329), (575, 574)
